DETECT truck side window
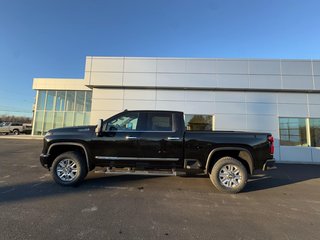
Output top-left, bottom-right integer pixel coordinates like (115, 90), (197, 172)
(147, 113), (173, 132)
(105, 112), (139, 131)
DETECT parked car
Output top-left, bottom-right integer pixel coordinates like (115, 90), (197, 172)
(0, 122), (32, 135)
(40, 110), (275, 193)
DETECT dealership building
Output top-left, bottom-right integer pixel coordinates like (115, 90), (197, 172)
(32, 56), (320, 163)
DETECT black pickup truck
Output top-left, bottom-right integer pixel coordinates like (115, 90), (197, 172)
(40, 110), (275, 193)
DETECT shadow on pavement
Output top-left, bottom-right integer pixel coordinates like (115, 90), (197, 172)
(1, 163), (320, 203)
(243, 163), (320, 192)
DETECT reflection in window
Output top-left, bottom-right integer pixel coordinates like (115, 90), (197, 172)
(185, 114), (213, 131)
(37, 91), (46, 110)
(75, 91), (85, 111)
(106, 112), (139, 131)
(279, 118), (307, 146)
(310, 119), (320, 147)
(45, 91), (56, 111)
(85, 91), (92, 112)
(55, 91), (66, 111)
(147, 113), (172, 131)
(66, 91), (75, 111)
(33, 90), (92, 135)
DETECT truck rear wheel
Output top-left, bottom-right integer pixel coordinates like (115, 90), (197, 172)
(209, 156), (248, 194)
(51, 151), (87, 186)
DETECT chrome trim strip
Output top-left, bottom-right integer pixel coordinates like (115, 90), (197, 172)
(47, 142), (90, 170)
(95, 156), (179, 161)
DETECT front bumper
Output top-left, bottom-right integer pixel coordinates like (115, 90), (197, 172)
(40, 153), (50, 169)
(263, 159), (276, 171)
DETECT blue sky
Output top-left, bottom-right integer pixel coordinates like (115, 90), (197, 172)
(0, 0), (320, 117)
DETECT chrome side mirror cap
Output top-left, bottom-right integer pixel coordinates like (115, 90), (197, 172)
(95, 119), (103, 136)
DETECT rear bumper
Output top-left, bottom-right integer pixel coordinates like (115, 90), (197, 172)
(40, 153), (50, 169)
(263, 159), (276, 171)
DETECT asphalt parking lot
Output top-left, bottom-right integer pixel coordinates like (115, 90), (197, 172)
(0, 139), (320, 240)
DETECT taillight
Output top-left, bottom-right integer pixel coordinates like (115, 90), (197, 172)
(268, 135), (274, 154)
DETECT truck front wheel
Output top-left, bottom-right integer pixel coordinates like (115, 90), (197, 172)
(12, 129), (19, 135)
(51, 151), (87, 186)
(209, 157), (248, 194)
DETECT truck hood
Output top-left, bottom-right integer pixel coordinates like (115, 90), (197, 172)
(47, 125), (96, 135)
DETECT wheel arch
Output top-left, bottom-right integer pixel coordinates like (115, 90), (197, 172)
(47, 142), (91, 170)
(205, 147), (254, 175)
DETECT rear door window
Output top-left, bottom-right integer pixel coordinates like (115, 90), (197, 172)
(146, 113), (173, 132)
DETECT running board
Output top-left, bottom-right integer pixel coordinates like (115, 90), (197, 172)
(94, 168), (185, 176)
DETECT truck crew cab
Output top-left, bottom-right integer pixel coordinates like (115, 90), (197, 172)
(40, 110), (275, 193)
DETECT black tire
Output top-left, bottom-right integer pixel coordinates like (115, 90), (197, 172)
(12, 129), (19, 135)
(209, 156), (248, 194)
(51, 151), (88, 186)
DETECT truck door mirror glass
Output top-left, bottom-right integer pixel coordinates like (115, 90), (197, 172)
(95, 119), (103, 136)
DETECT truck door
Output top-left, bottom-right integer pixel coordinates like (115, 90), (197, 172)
(91, 111), (143, 164)
(138, 112), (184, 168)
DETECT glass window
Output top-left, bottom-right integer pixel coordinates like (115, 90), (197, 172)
(66, 91), (75, 111)
(37, 91), (46, 110)
(43, 112), (53, 132)
(75, 91), (85, 112)
(185, 114), (213, 131)
(45, 91), (56, 111)
(55, 91), (66, 111)
(53, 112), (64, 129)
(34, 111), (44, 135)
(105, 112), (139, 131)
(147, 112), (172, 131)
(279, 118), (307, 146)
(85, 91), (92, 112)
(84, 112), (91, 125)
(64, 112), (74, 127)
(310, 119), (320, 147)
(74, 112), (84, 126)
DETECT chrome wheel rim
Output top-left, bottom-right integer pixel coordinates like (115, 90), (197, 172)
(218, 164), (242, 188)
(56, 159), (78, 181)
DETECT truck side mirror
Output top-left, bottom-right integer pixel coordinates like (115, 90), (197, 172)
(95, 119), (103, 136)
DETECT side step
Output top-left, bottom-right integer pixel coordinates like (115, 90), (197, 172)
(94, 167), (185, 176)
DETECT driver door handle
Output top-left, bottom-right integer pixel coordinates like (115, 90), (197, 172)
(126, 136), (138, 140)
(167, 137), (180, 140)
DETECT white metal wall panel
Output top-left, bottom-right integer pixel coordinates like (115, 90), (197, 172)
(185, 90), (214, 102)
(280, 146), (312, 163)
(124, 89), (156, 100)
(215, 102), (246, 114)
(92, 88), (124, 99)
(123, 100), (156, 110)
(216, 74), (249, 88)
(215, 60), (248, 74)
(123, 73), (156, 87)
(157, 59), (186, 73)
(184, 101), (215, 114)
(246, 92), (277, 103)
(91, 57), (124, 72)
(282, 75), (314, 90)
(124, 58), (157, 72)
(249, 75), (282, 89)
(91, 99), (123, 111)
(90, 72), (123, 86)
(281, 60), (312, 76)
(249, 60), (281, 74)
(215, 92), (246, 102)
(278, 103), (308, 117)
(156, 90), (185, 101)
(215, 114), (246, 130)
(313, 61), (320, 75)
(157, 73), (217, 88)
(185, 59), (215, 73)
(246, 103), (277, 115)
